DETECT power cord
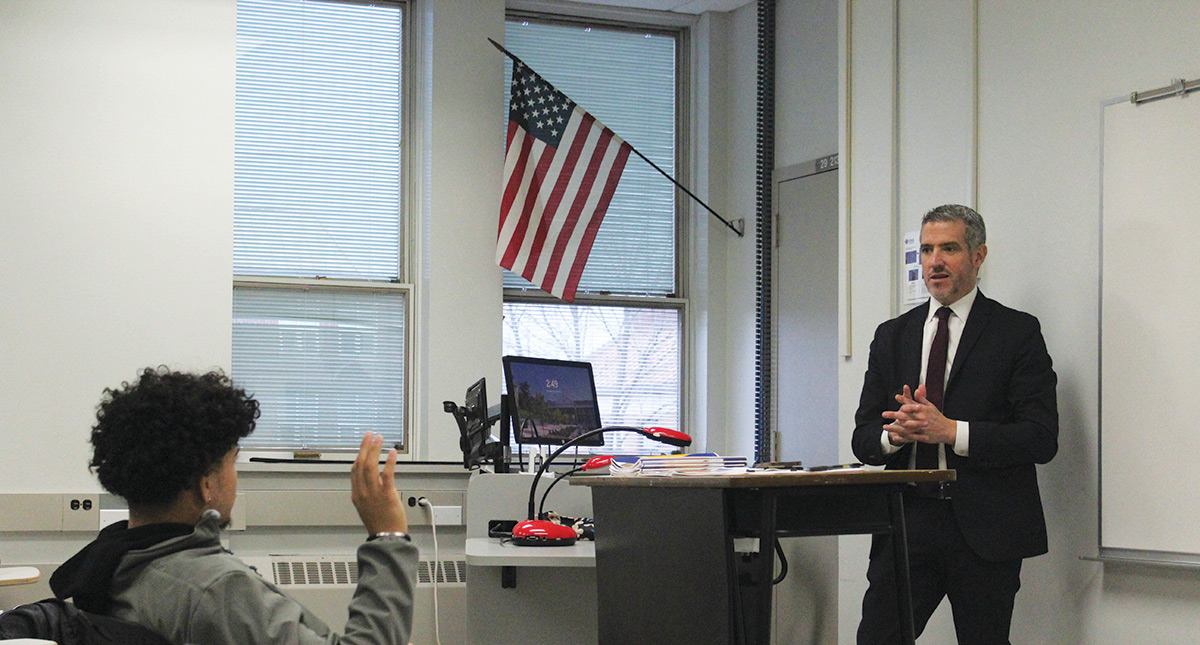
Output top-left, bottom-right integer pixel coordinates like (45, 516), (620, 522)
(538, 466), (585, 517)
(773, 539), (788, 585)
(416, 497), (441, 645)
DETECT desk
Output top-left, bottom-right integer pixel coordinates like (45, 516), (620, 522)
(465, 538), (593, 568)
(575, 468), (954, 644)
(464, 472), (598, 644)
(0, 567), (40, 587)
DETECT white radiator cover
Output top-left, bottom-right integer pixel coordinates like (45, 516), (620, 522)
(243, 554), (468, 644)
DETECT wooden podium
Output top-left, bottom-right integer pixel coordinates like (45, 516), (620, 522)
(575, 468), (954, 644)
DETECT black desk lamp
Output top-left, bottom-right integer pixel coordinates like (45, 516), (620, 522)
(511, 425), (692, 546)
(537, 455), (613, 519)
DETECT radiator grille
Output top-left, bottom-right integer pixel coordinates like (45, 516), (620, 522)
(270, 557), (466, 586)
(273, 559), (358, 585)
(418, 559), (467, 584)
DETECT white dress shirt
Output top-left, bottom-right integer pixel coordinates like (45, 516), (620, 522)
(880, 287), (977, 465)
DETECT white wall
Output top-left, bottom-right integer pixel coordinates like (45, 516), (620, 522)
(0, 0), (507, 484)
(0, 0), (235, 493)
(415, 0), (506, 461)
(777, 0), (839, 167)
(835, 0), (1200, 642)
(689, 10), (726, 455)
(717, 2), (763, 461)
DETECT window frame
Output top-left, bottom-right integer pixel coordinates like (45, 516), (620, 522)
(232, 0), (415, 461)
(501, 10), (692, 456)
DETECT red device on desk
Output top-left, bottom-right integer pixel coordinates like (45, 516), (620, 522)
(510, 426), (691, 547)
(510, 519), (579, 545)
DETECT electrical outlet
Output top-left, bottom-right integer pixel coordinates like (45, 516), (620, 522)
(62, 493), (100, 531)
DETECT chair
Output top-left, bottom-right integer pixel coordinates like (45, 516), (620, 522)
(0, 598), (171, 645)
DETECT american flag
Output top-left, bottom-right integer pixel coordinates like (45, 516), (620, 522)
(496, 58), (632, 303)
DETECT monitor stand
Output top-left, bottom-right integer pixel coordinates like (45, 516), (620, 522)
(525, 444), (548, 474)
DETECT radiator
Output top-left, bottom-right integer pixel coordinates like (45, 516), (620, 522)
(243, 554), (468, 645)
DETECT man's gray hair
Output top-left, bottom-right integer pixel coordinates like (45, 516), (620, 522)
(922, 204), (986, 252)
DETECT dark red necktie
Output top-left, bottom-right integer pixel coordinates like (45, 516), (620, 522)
(916, 306), (952, 470)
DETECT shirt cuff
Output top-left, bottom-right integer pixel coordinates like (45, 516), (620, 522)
(881, 430), (901, 455)
(952, 420), (970, 456)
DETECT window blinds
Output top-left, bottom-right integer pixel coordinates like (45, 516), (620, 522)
(502, 20), (677, 296)
(233, 286), (407, 450)
(234, 0), (406, 452)
(235, 0), (403, 280)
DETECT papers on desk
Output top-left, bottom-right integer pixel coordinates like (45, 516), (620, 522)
(609, 453), (749, 476)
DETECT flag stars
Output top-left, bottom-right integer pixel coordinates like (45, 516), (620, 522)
(507, 63), (576, 146)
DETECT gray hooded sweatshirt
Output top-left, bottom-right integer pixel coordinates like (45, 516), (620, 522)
(53, 510), (417, 645)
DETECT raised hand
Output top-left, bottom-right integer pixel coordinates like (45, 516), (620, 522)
(350, 431), (408, 536)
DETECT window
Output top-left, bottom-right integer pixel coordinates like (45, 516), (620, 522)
(233, 0), (408, 452)
(502, 16), (684, 456)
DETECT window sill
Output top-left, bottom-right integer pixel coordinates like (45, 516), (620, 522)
(236, 458), (466, 476)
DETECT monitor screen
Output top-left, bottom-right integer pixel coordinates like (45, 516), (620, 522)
(502, 356), (604, 446)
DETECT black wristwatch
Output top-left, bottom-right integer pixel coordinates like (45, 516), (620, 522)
(368, 531), (411, 542)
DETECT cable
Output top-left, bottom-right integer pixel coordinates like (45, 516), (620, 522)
(773, 539), (788, 585)
(538, 467), (584, 517)
(417, 497), (441, 645)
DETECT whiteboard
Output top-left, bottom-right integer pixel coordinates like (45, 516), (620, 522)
(1100, 92), (1200, 557)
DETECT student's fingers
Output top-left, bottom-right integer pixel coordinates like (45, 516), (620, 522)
(353, 431), (387, 497)
(354, 431), (374, 475)
(381, 447), (398, 486)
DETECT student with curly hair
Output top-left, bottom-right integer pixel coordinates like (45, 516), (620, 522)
(49, 367), (417, 644)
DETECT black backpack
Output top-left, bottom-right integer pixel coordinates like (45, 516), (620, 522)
(0, 598), (172, 645)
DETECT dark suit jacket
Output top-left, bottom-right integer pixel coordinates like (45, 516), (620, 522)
(851, 292), (1058, 562)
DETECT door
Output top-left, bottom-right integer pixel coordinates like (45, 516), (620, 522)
(773, 163), (839, 466)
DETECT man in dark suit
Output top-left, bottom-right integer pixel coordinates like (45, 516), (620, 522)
(852, 204), (1058, 644)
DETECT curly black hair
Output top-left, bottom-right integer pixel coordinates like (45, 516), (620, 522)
(89, 367), (259, 508)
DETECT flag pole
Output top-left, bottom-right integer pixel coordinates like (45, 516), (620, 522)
(489, 38), (746, 238)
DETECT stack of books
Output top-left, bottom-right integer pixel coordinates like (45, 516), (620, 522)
(608, 452), (749, 476)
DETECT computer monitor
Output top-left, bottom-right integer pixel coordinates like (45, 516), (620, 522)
(502, 356), (605, 446)
(460, 377), (490, 468)
(446, 377), (510, 472)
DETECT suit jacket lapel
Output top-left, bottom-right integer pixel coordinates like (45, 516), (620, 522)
(947, 291), (994, 392)
(902, 302), (928, 392)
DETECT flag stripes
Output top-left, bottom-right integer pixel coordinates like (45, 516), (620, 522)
(496, 59), (632, 303)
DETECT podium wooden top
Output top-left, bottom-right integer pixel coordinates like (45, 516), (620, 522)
(571, 468), (955, 489)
